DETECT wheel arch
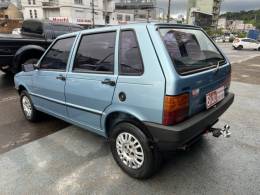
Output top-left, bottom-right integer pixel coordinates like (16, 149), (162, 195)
(18, 84), (28, 95)
(12, 45), (45, 73)
(103, 110), (154, 141)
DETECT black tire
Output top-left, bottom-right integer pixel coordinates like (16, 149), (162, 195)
(22, 58), (38, 65)
(258, 47), (260, 51)
(20, 90), (40, 122)
(237, 45), (243, 50)
(0, 68), (13, 75)
(110, 122), (161, 179)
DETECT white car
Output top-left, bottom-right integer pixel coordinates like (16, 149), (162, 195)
(12, 28), (21, 35)
(233, 38), (260, 50)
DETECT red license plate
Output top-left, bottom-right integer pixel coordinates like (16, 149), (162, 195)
(206, 86), (225, 109)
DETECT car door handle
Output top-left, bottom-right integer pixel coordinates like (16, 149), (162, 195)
(56, 74), (66, 81)
(101, 79), (116, 86)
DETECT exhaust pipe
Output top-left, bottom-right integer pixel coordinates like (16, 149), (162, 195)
(209, 125), (231, 138)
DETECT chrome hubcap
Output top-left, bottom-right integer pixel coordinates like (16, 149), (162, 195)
(116, 132), (144, 169)
(22, 96), (32, 118)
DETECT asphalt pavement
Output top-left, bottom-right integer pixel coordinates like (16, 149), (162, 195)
(0, 72), (68, 154)
(0, 43), (259, 194)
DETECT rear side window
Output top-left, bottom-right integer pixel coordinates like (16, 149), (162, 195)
(160, 28), (226, 75)
(73, 32), (116, 74)
(119, 30), (143, 75)
(39, 37), (75, 71)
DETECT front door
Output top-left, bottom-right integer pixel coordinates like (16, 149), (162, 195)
(65, 31), (118, 133)
(31, 36), (76, 117)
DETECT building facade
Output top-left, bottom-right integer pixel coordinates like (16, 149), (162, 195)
(115, 0), (157, 22)
(187, 0), (221, 28)
(0, 1), (22, 19)
(21, 0), (125, 27)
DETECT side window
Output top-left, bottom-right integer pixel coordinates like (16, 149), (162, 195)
(39, 37), (75, 71)
(73, 32), (116, 74)
(119, 30), (143, 75)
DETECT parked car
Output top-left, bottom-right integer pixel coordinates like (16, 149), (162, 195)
(14, 23), (234, 179)
(215, 36), (224, 43)
(0, 19), (84, 74)
(12, 28), (21, 35)
(233, 38), (260, 50)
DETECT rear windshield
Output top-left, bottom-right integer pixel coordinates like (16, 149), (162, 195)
(159, 28), (226, 75)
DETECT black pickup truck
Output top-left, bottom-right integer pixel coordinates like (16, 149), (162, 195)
(0, 19), (84, 74)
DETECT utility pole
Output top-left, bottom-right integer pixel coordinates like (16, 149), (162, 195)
(167, 0), (171, 23)
(91, 0), (95, 28)
(147, 9), (151, 22)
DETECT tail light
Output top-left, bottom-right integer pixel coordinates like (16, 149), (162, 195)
(163, 93), (189, 126)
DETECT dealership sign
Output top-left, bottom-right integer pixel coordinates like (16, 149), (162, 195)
(49, 17), (69, 23)
(76, 18), (92, 25)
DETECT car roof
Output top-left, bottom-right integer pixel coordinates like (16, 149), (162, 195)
(57, 22), (202, 39)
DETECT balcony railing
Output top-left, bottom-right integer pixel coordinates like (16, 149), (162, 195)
(42, 0), (59, 7)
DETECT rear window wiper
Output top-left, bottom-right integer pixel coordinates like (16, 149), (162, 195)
(215, 59), (226, 72)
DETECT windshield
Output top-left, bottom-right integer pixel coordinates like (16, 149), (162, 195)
(159, 28), (226, 75)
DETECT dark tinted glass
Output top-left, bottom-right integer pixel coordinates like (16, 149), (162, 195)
(39, 37), (75, 70)
(73, 32), (116, 73)
(53, 25), (70, 32)
(119, 30), (143, 75)
(160, 28), (225, 75)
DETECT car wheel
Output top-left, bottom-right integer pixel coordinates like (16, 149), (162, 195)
(237, 45), (243, 50)
(110, 122), (161, 179)
(20, 90), (40, 122)
(258, 47), (260, 51)
(0, 68), (13, 75)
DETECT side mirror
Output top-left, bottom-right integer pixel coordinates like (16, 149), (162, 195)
(22, 64), (37, 72)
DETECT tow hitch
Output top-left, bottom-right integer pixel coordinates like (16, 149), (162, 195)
(209, 125), (231, 138)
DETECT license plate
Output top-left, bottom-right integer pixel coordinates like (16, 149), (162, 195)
(206, 86), (225, 109)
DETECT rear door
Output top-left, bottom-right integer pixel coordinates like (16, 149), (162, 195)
(242, 39), (251, 49)
(65, 29), (118, 132)
(250, 39), (259, 49)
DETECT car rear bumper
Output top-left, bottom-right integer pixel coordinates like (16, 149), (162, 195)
(144, 93), (235, 151)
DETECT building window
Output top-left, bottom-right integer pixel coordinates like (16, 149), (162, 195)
(74, 0), (83, 5)
(125, 15), (131, 21)
(34, 10), (37, 18)
(29, 10), (33, 18)
(117, 14), (123, 21)
(32, 0), (35, 5)
(28, 0), (31, 5)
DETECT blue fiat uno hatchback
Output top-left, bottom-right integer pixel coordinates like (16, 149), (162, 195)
(15, 23), (234, 179)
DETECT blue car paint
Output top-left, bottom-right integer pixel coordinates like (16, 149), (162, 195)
(146, 24), (231, 116)
(15, 23), (230, 138)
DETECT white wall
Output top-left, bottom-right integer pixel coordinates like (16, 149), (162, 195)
(21, 0), (111, 25)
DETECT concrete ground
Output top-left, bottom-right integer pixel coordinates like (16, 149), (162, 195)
(0, 43), (260, 194)
(218, 42), (260, 64)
